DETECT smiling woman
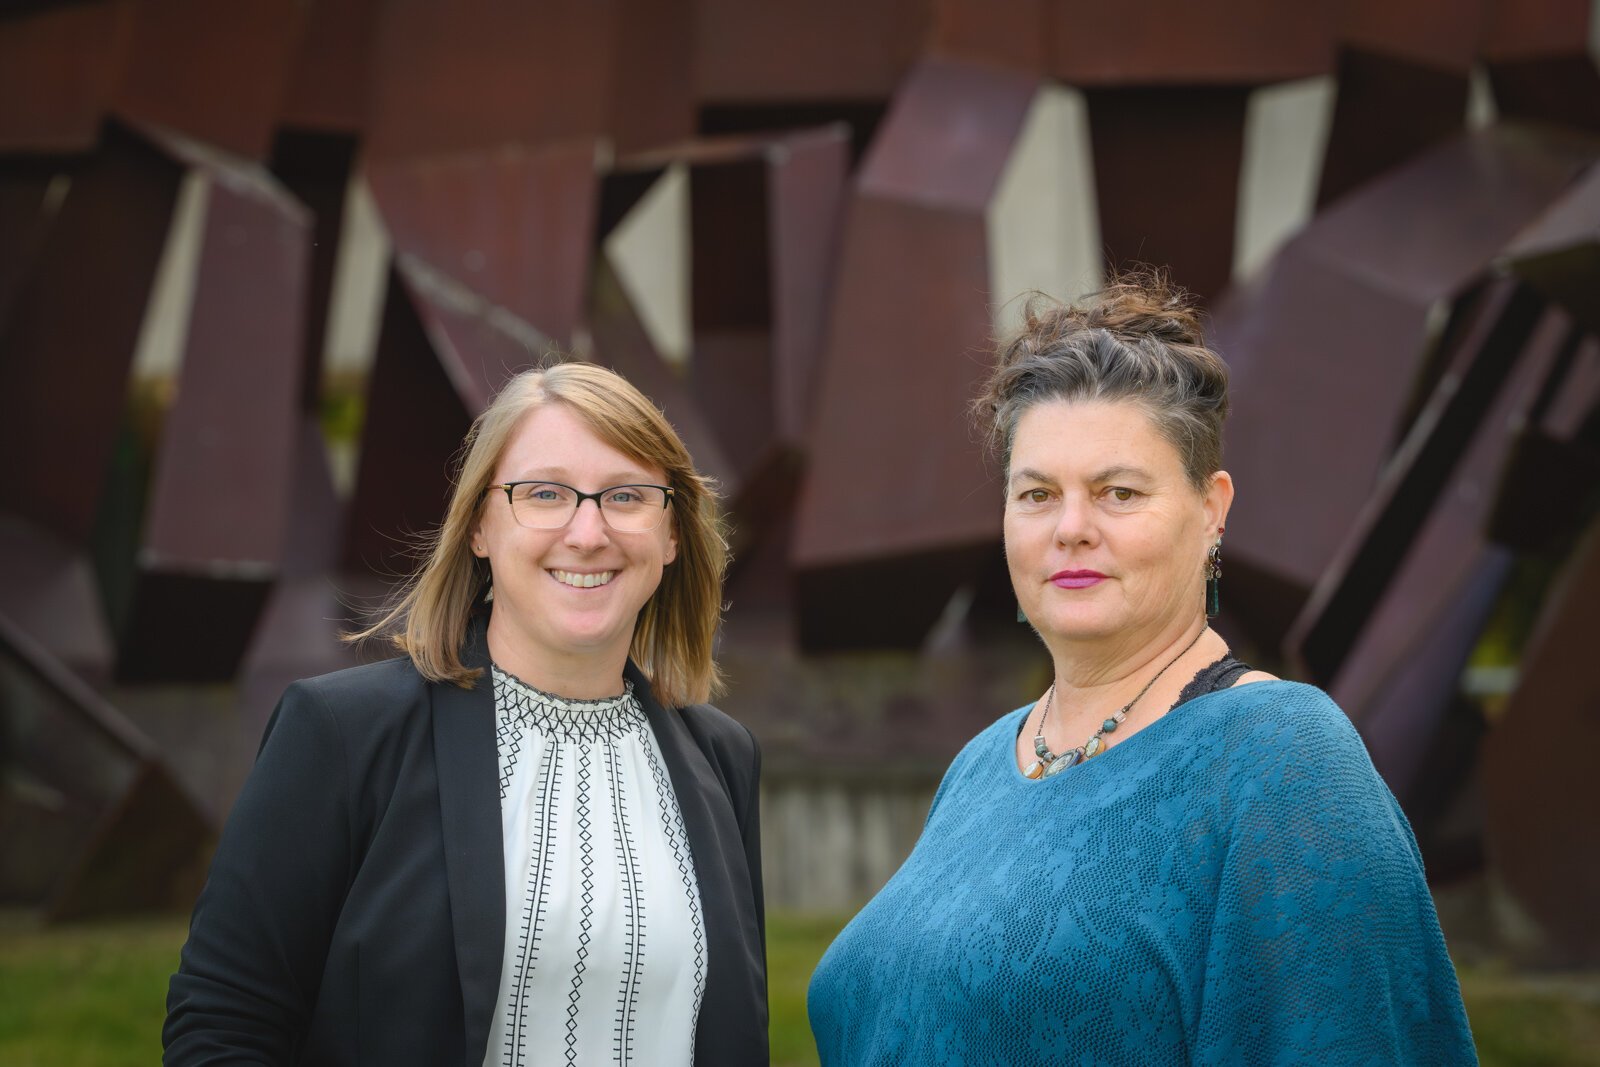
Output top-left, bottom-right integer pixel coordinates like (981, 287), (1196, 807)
(164, 361), (767, 1067)
(807, 270), (1479, 1065)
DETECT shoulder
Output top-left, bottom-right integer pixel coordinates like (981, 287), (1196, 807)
(288, 653), (430, 706)
(269, 654), (446, 750)
(1189, 679), (1358, 748)
(677, 701), (760, 773)
(927, 705), (1029, 814)
(1186, 680), (1400, 811)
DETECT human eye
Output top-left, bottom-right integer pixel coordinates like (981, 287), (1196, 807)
(521, 483), (570, 505)
(603, 486), (653, 509)
(1011, 486), (1053, 510)
(1103, 486), (1139, 504)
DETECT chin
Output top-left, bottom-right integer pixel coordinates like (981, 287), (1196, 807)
(1033, 608), (1122, 643)
(546, 616), (628, 650)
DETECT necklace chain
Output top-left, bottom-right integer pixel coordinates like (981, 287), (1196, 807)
(1025, 626), (1209, 780)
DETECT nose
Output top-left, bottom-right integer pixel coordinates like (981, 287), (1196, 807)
(563, 497), (612, 550)
(1053, 491), (1097, 547)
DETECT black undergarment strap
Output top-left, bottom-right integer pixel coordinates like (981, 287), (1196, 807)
(1171, 653), (1252, 710)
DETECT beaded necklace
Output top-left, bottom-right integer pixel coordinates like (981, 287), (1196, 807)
(1024, 625), (1208, 779)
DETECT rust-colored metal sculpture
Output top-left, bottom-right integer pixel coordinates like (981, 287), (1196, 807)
(1, 0), (1598, 948)
(1482, 511), (1600, 967)
(1213, 125), (1598, 643)
(792, 57), (1036, 649)
(116, 131), (312, 682)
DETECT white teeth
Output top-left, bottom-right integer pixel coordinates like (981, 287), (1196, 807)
(551, 569), (615, 589)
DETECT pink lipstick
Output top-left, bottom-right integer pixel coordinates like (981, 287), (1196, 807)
(1051, 569), (1106, 589)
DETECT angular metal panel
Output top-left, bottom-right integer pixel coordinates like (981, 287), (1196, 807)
(1316, 47), (1468, 209)
(1483, 512), (1600, 966)
(1048, 0), (1333, 85)
(767, 126), (851, 441)
(0, 516), (113, 686)
(1339, 0), (1489, 70)
(396, 253), (546, 413)
(0, 609), (210, 918)
(0, 0), (123, 153)
(342, 263), (474, 576)
(857, 58), (1038, 213)
(269, 129), (359, 412)
(278, 0), (383, 132)
(1285, 280), (1550, 684)
(112, 0), (305, 161)
(929, 0), (1045, 74)
(610, 0), (695, 152)
(366, 143), (598, 345)
(0, 121), (186, 546)
(1086, 86), (1248, 302)
(694, 0), (931, 104)
(1487, 55), (1600, 134)
(119, 150), (312, 680)
(1480, 0), (1592, 61)
(365, 0), (612, 158)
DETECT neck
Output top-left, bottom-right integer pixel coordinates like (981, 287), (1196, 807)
(1044, 614), (1212, 706)
(486, 615), (629, 700)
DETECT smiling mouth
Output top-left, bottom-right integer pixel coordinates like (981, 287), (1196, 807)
(549, 569), (616, 589)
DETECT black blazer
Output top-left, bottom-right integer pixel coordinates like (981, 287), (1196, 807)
(165, 618), (767, 1065)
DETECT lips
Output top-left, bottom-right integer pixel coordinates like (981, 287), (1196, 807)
(1051, 569), (1106, 589)
(549, 569), (616, 589)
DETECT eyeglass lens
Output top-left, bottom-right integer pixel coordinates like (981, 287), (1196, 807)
(507, 482), (668, 532)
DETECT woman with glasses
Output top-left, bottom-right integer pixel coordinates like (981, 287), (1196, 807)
(165, 362), (767, 1066)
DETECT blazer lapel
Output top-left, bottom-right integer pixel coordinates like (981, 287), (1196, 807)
(432, 617), (504, 1067)
(628, 662), (766, 1064)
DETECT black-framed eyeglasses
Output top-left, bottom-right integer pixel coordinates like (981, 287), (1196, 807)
(484, 480), (674, 532)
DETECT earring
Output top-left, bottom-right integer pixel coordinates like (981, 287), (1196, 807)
(1017, 604), (1028, 624)
(1205, 536), (1223, 618)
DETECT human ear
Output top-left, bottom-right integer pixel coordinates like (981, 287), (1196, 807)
(469, 515), (489, 558)
(1203, 470), (1234, 538)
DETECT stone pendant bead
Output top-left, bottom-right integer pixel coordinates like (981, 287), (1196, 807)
(1101, 718), (1118, 732)
(1084, 735), (1102, 758)
(1023, 760), (1044, 780)
(1045, 751), (1081, 776)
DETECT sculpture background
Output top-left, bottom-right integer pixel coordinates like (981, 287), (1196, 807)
(1, 0), (1596, 965)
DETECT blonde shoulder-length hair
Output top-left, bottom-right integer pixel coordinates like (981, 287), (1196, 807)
(349, 360), (729, 706)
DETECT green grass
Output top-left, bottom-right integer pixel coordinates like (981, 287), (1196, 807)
(2, 909), (1597, 1066)
(0, 912), (181, 1067)
(768, 911), (849, 1066)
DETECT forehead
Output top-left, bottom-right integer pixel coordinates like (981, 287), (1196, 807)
(496, 402), (663, 481)
(1008, 398), (1181, 477)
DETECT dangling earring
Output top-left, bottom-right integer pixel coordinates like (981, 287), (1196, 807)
(1205, 533), (1223, 618)
(1017, 604), (1028, 624)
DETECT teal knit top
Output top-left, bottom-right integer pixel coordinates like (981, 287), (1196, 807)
(807, 681), (1477, 1065)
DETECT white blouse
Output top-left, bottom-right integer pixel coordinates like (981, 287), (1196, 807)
(482, 667), (705, 1067)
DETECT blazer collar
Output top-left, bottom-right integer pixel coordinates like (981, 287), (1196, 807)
(433, 620), (763, 1066)
(431, 615), (503, 1067)
(628, 661), (767, 1064)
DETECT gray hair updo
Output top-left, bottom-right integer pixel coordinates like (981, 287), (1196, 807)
(974, 269), (1231, 491)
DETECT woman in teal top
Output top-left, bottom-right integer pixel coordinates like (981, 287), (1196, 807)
(807, 272), (1476, 1065)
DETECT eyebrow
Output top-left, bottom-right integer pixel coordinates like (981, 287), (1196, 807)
(1008, 466), (1057, 488)
(1090, 465), (1154, 484)
(1009, 464), (1155, 488)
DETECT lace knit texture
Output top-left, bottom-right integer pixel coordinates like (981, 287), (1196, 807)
(807, 681), (1477, 1066)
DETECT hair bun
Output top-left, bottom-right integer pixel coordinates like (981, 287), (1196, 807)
(1080, 267), (1205, 348)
